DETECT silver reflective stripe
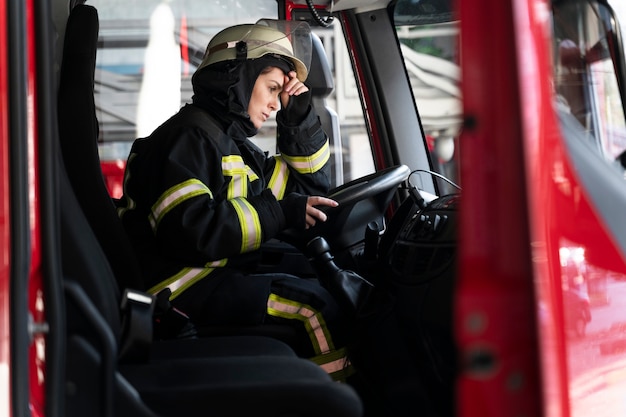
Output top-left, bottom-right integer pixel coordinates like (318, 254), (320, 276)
(281, 139), (330, 174)
(266, 293), (333, 354)
(317, 355), (351, 375)
(125, 291), (153, 305)
(149, 179), (212, 232)
(268, 157), (290, 200)
(229, 197), (262, 252)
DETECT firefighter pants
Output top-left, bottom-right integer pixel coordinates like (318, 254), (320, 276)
(172, 269), (354, 381)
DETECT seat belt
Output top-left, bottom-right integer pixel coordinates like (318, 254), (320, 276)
(119, 289), (155, 363)
(118, 287), (198, 364)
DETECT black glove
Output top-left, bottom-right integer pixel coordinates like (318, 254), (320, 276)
(278, 192), (308, 230)
(281, 89), (312, 125)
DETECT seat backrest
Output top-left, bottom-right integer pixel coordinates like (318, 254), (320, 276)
(56, 11), (123, 416)
(57, 3), (145, 291)
(308, 33), (343, 187)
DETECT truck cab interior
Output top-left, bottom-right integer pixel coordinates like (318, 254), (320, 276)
(36, 1), (460, 416)
(6, 0), (626, 417)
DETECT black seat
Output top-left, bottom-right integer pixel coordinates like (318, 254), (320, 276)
(56, 4), (363, 417)
(57, 1), (144, 291)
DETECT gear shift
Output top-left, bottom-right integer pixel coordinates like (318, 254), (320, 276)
(306, 236), (375, 316)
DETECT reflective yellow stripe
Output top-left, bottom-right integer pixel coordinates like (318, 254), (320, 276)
(222, 155), (246, 172)
(222, 155), (247, 199)
(268, 157), (290, 200)
(222, 155), (257, 199)
(147, 267), (214, 300)
(266, 293), (334, 355)
(147, 259), (228, 300)
(320, 357), (352, 376)
(247, 166), (259, 183)
(205, 258), (228, 268)
(324, 363), (355, 382)
(310, 348), (354, 381)
(281, 139), (330, 174)
(229, 197), (262, 252)
(149, 179), (212, 232)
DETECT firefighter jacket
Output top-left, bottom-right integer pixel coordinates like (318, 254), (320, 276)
(117, 101), (331, 299)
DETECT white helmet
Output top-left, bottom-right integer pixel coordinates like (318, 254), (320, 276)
(197, 20), (311, 82)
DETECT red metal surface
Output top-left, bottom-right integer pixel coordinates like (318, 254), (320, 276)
(458, 0), (626, 416)
(101, 160), (126, 199)
(26, 0), (46, 414)
(513, 1), (571, 416)
(455, 0), (543, 415)
(0, 0), (12, 415)
(284, 0), (295, 19)
(515, 0), (626, 416)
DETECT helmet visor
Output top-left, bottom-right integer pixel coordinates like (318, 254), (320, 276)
(250, 19), (312, 81)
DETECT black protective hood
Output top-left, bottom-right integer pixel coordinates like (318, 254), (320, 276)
(191, 55), (292, 141)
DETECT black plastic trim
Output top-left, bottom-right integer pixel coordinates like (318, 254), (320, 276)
(7, 1), (32, 416)
(34, 0), (67, 415)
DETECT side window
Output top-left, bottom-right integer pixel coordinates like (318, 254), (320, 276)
(310, 24), (374, 188)
(553, 0), (626, 167)
(393, 11), (461, 195)
(90, 0), (372, 196)
(92, 0), (278, 198)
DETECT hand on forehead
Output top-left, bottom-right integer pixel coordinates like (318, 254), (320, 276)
(282, 71), (308, 96)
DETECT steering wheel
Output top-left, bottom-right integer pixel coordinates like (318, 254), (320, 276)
(280, 164), (411, 251)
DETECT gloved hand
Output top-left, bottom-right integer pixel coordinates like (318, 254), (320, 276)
(281, 89), (312, 125)
(279, 192), (308, 230)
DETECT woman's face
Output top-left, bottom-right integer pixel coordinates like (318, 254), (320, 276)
(248, 67), (284, 129)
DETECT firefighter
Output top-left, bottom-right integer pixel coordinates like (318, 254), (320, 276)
(117, 21), (353, 381)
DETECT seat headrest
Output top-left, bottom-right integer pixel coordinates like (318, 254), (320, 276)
(307, 33), (334, 98)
